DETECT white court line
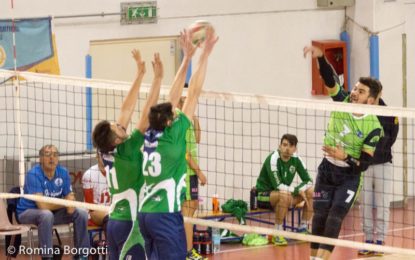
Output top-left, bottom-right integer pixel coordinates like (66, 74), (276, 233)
(340, 225), (415, 239)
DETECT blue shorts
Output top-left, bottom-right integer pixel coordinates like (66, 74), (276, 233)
(138, 212), (186, 260)
(107, 219), (145, 260)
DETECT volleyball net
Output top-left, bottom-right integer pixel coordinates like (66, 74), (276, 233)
(1, 68), (415, 256)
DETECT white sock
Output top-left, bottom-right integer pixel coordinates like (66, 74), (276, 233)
(275, 224), (283, 231)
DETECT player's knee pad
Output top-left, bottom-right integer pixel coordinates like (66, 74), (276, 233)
(311, 208), (329, 237)
(325, 206), (348, 237)
(310, 210), (327, 250)
(319, 206), (349, 252)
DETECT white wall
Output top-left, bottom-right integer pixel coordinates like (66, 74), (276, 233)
(1, 0), (344, 98)
(1, 0), (414, 104)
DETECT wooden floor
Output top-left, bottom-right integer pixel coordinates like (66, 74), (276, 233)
(1, 198), (414, 260)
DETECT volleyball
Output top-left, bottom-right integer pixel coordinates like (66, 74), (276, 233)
(189, 20), (214, 45)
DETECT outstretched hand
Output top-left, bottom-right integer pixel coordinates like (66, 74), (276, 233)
(132, 49), (146, 76)
(152, 52), (163, 79)
(180, 29), (198, 59)
(303, 45), (323, 59)
(201, 26), (219, 56)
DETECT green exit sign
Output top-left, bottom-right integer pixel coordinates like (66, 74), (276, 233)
(121, 2), (157, 25)
(127, 6), (157, 20)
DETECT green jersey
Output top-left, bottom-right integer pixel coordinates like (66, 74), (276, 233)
(103, 129), (145, 259)
(140, 112), (191, 213)
(256, 150), (312, 196)
(325, 84), (383, 159)
(107, 129), (144, 220)
(174, 108), (198, 177)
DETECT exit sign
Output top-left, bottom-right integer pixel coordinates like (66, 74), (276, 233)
(127, 6), (156, 20)
(121, 1), (157, 25)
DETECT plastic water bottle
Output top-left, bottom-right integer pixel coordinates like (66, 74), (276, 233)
(250, 187), (258, 210)
(212, 194), (220, 213)
(212, 227), (221, 254)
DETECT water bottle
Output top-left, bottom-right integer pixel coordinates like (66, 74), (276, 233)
(193, 231), (202, 254)
(212, 227), (221, 254)
(212, 194), (220, 213)
(250, 187), (258, 210)
(200, 232), (206, 254)
(205, 231), (212, 255)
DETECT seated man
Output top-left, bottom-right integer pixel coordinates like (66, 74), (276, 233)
(256, 134), (313, 246)
(17, 144), (90, 260)
(82, 152), (111, 235)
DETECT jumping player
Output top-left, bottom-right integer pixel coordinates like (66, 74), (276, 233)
(303, 45), (383, 260)
(138, 27), (218, 260)
(92, 50), (163, 260)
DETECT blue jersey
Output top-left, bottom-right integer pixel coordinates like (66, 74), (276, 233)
(17, 164), (72, 215)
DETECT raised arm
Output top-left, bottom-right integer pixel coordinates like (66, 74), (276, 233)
(303, 45), (340, 96)
(136, 53), (164, 134)
(117, 49), (146, 129)
(193, 116), (201, 144)
(168, 29), (198, 109)
(182, 26), (218, 119)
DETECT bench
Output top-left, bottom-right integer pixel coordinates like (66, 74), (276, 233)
(195, 206), (303, 232)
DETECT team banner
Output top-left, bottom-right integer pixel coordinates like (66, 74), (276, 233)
(0, 17), (53, 70)
(28, 34), (61, 75)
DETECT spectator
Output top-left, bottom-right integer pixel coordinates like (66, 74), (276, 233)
(17, 144), (90, 260)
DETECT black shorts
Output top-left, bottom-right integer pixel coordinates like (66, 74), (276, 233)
(185, 175), (198, 201)
(257, 191), (272, 209)
(313, 158), (362, 212)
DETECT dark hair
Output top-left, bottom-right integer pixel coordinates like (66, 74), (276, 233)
(149, 102), (174, 131)
(92, 120), (116, 153)
(358, 77), (382, 98)
(280, 134), (298, 147)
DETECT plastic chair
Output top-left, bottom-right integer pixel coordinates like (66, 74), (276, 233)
(0, 198), (31, 260)
(6, 187), (73, 259)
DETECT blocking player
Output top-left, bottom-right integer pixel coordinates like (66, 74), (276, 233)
(256, 133), (313, 246)
(303, 45), (383, 260)
(138, 27), (218, 260)
(92, 50), (163, 260)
